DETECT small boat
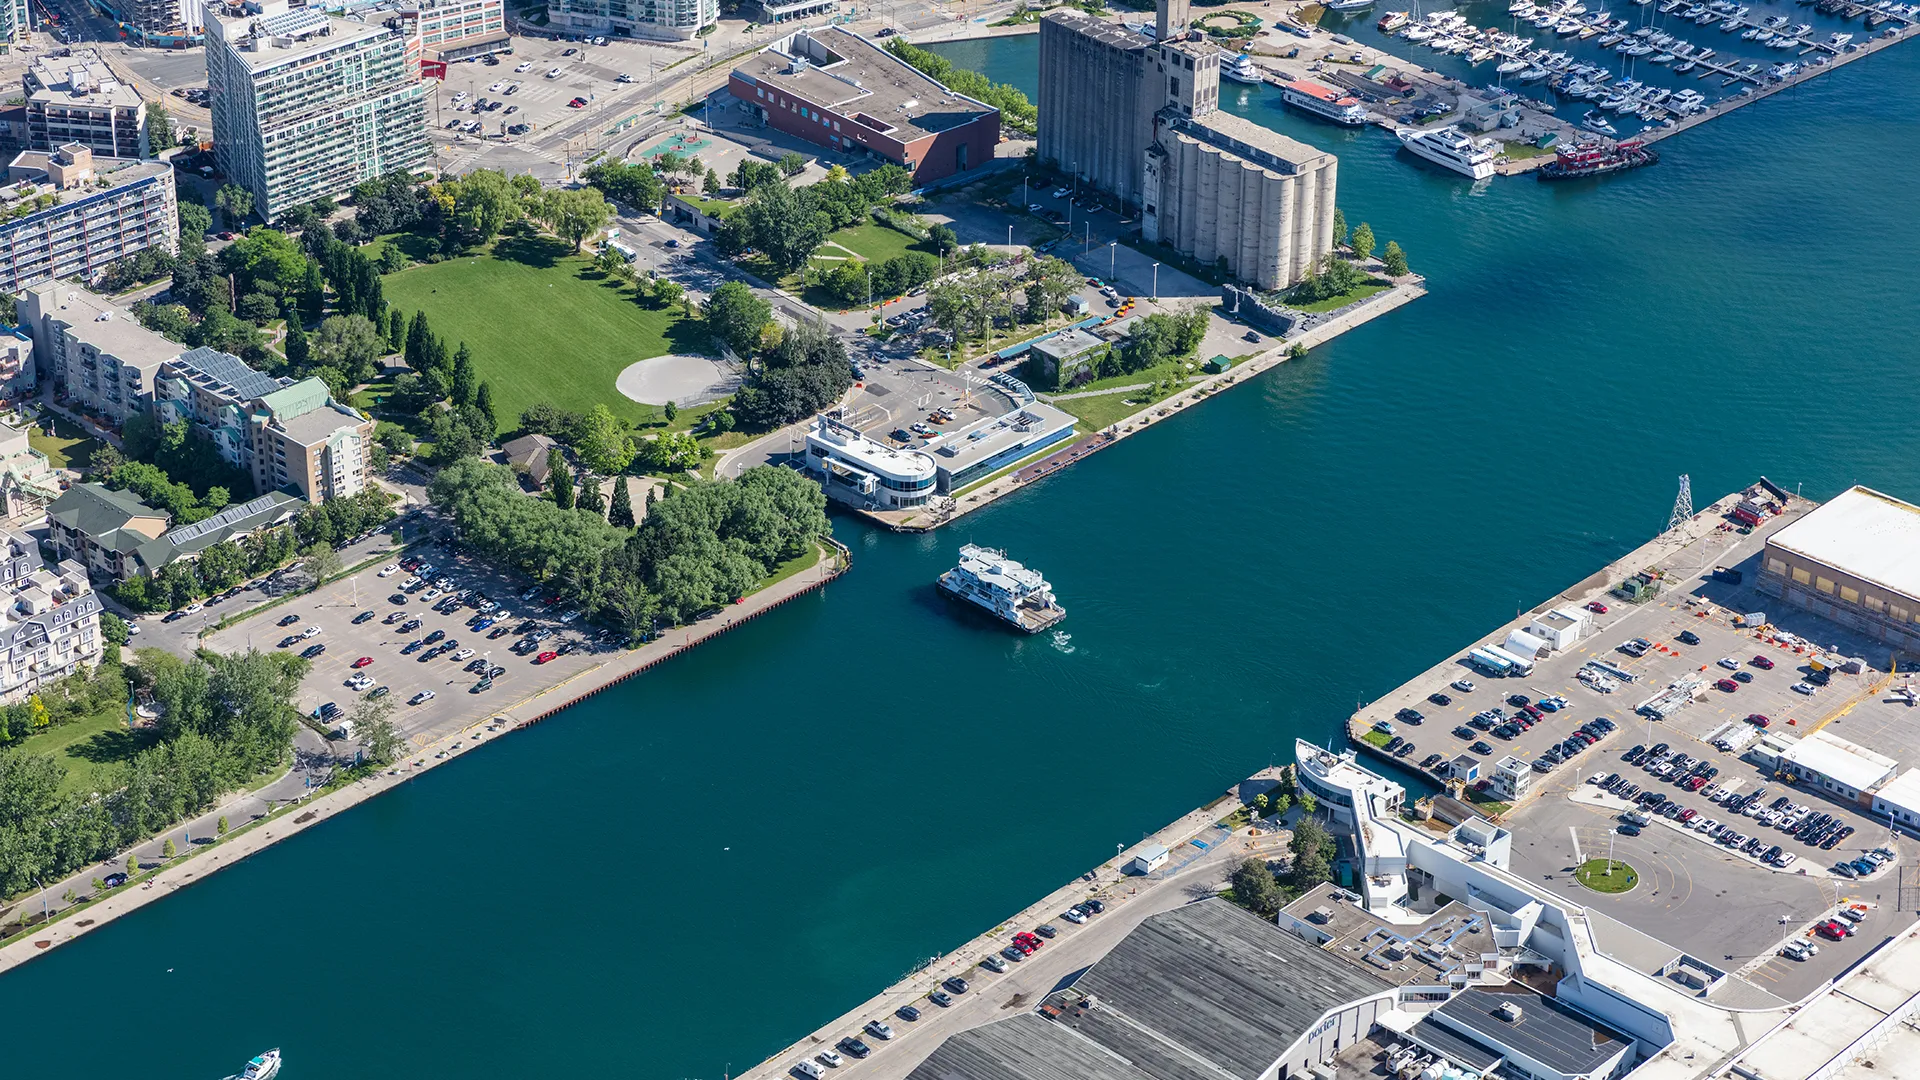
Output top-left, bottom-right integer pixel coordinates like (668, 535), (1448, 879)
(1674, 56), (1698, 69)
(1827, 30), (1854, 44)
(1581, 109), (1619, 133)
(1403, 24), (1438, 39)
(1789, 21), (1813, 33)
(1650, 51), (1676, 61)
(1740, 26), (1763, 37)
(1378, 9), (1412, 30)
(1518, 65), (1552, 79)
(1508, 0), (1537, 12)
(1327, 0), (1376, 10)
(1496, 57), (1530, 72)
(1721, 16), (1744, 29)
(238, 1050), (282, 1080)
(1468, 46), (1497, 61)
(1762, 12), (1790, 25)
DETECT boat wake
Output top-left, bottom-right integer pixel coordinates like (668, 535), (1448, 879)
(1050, 631), (1075, 654)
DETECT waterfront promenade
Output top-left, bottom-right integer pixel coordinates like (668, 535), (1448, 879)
(0, 541), (850, 976)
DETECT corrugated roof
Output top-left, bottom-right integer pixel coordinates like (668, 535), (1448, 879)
(1780, 729), (1897, 792)
(1767, 486), (1920, 602)
(258, 377), (334, 420)
(1433, 987), (1629, 1078)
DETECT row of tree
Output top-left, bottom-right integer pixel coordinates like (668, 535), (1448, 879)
(429, 458), (828, 629)
(925, 254), (1082, 343)
(711, 165), (915, 274)
(0, 650), (307, 898)
(885, 38), (1037, 135)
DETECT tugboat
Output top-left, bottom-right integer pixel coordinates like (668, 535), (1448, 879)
(937, 545), (1066, 633)
(1537, 138), (1659, 179)
(235, 1050), (282, 1080)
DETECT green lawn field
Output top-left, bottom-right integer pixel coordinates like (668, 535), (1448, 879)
(812, 221), (932, 267)
(381, 235), (709, 429)
(13, 709), (154, 797)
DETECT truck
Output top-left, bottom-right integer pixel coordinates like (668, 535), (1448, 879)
(1483, 644), (1536, 677)
(1467, 648), (1515, 677)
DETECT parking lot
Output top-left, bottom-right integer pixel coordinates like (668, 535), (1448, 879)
(1354, 493), (1920, 1004)
(206, 541), (614, 752)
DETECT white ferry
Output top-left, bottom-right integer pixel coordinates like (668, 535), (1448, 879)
(1280, 79), (1370, 125)
(233, 1050), (281, 1080)
(937, 544), (1065, 633)
(1395, 124), (1498, 179)
(1223, 52), (1265, 84)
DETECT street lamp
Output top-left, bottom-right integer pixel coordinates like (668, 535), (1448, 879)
(1109, 240), (1117, 278)
(1151, 262), (1160, 300)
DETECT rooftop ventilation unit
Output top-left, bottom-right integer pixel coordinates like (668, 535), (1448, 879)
(1495, 1001), (1523, 1022)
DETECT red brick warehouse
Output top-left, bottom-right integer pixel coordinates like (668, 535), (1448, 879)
(727, 26), (1003, 186)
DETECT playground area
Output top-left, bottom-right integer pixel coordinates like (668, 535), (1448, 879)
(641, 131), (713, 160)
(615, 353), (741, 406)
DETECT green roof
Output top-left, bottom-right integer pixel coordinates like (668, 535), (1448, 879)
(48, 483), (163, 538)
(256, 377), (334, 421)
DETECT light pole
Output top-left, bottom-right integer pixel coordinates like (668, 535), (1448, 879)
(1151, 262), (1160, 300)
(1007, 224), (1013, 246)
(1109, 240), (1116, 278)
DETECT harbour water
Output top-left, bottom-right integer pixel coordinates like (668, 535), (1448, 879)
(9, 33), (1920, 1080)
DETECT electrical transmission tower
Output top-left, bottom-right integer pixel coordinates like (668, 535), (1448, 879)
(1664, 475), (1694, 536)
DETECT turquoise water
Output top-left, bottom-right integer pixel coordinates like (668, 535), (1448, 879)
(10, 32), (1920, 1080)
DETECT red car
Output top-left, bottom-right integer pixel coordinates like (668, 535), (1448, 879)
(567, 97), (587, 108)
(534, 650), (559, 664)
(351, 656), (374, 668)
(1751, 655), (1776, 670)
(1817, 920), (1851, 941)
(1747, 713), (1772, 727)
(1586, 601), (1609, 614)
(1715, 678), (1739, 692)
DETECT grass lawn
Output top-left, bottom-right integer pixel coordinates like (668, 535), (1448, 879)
(1054, 386), (1177, 431)
(1574, 858), (1639, 894)
(28, 413), (102, 469)
(1359, 729), (1391, 748)
(1500, 140), (1557, 160)
(1288, 282), (1390, 314)
(14, 709), (154, 796)
(381, 235), (708, 430)
(757, 542), (823, 590)
(814, 221), (932, 267)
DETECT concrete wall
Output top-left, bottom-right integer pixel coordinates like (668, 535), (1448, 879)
(1758, 550), (1920, 652)
(1037, 15), (1158, 205)
(1146, 129), (1335, 291)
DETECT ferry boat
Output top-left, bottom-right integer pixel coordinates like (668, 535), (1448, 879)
(1223, 52), (1265, 83)
(1280, 79), (1371, 124)
(937, 545), (1065, 633)
(1538, 137), (1659, 179)
(1395, 124), (1498, 179)
(1378, 9), (1411, 30)
(234, 1050), (281, 1080)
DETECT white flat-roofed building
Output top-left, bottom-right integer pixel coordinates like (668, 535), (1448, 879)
(1762, 485), (1920, 650)
(804, 414), (938, 509)
(24, 51), (147, 159)
(1777, 729), (1897, 804)
(925, 403), (1076, 494)
(1870, 768), (1920, 832)
(1296, 739), (1406, 828)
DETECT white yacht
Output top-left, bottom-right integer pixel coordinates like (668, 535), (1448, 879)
(1223, 52), (1265, 84)
(937, 545), (1066, 633)
(1396, 124), (1498, 179)
(237, 1050), (282, 1080)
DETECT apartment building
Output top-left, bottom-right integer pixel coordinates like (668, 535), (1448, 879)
(110, 0), (208, 43)
(47, 482), (302, 584)
(24, 51), (148, 159)
(383, 0), (508, 72)
(554, 0), (717, 42)
(19, 282), (184, 428)
(153, 348), (376, 504)
(0, 0), (28, 50)
(0, 529), (101, 705)
(0, 145), (177, 296)
(206, 1), (430, 222)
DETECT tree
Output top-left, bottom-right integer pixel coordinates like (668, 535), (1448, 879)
(1271, 792), (1292, 817)
(446, 169), (518, 248)
(301, 541), (340, 584)
(215, 184), (254, 226)
(475, 381), (497, 437)
(178, 201), (211, 247)
(283, 320), (310, 369)
(162, 838), (177, 859)
(535, 188), (612, 251)
(1230, 856), (1286, 917)
(648, 276), (683, 310)
(1350, 222), (1376, 263)
(310, 314), (385, 387)
(146, 101), (178, 152)
(1382, 241), (1409, 278)
(549, 448), (575, 509)
(738, 180), (828, 274)
(576, 404), (636, 476)
(703, 167), (720, 194)
(450, 342), (478, 406)
(350, 695), (404, 765)
(702, 281), (772, 358)
(609, 475), (635, 527)
(928, 223), (959, 256)
(1331, 207), (1348, 249)
(578, 473), (605, 516)
(386, 309), (406, 353)
(662, 400), (678, 423)
(1288, 817), (1335, 891)
(1300, 793), (1318, 817)
(777, 151), (808, 177)
(636, 431), (701, 473)
(217, 815), (228, 835)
